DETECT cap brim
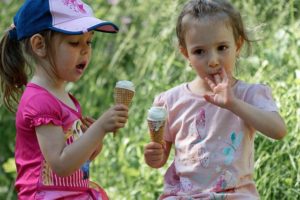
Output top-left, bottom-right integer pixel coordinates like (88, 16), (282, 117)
(50, 17), (118, 34)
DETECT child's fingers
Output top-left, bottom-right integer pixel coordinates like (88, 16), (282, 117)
(81, 124), (88, 132)
(203, 94), (215, 104)
(146, 154), (163, 162)
(144, 142), (164, 164)
(221, 67), (227, 77)
(115, 121), (127, 129)
(117, 116), (128, 123)
(145, 148), (164, 155)
(89, 152), (97, 161)
(205, 77), (216, 89)
(213, 73), (222, 84)
(115, 110), (129, 118)
(154, 99), (165, 107)
(110, 115), (128, 131)
(114, 104), (129, 111)
(220, 68), (229, 83)
(80, 116), (95, 133)
(144, 148), (164, 158)
(84, 116), (96, 124)
(161, 141), (167, 150)
(112, 116), (129, 130)
(81, 116), (94, 129)
(145, 142), (164, 150)
(82, 120), (92, 128)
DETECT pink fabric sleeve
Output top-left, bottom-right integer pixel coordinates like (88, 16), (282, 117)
(244, 84), (278, 112)
(23, 93), (63, 128)
(153, 92), (173, 142)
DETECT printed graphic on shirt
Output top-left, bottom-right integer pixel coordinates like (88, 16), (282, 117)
(222, 131), (244, 165)
(70, 119), (90, 179)
(210, 193), (228, 200)
(190, 108), (206, 146)
(178, 108), (210, 168)
(81, 160), (90, 179)
(164, 163), (181, 195)
(211, 170), (237, 193)
(41, 161), (53, 186)
(180, 177), (193, 192)
(41, 119), (90, 187)
(198, 147), (209, 168)
(176, 145), (210, 169)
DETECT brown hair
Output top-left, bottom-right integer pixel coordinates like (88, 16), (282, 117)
(176, 0), (251, 49)
(0, 29), (56, 112)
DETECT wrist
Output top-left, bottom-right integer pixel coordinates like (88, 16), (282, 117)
(94, 119), (108, 139)
(226, 97), (240, 112)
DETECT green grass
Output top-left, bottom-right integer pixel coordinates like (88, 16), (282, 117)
(0, 0), (299, 199)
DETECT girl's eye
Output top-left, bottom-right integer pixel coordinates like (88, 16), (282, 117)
(218, 45), (228, 51)
(69, 41), (93, 47)
(87, 41), (93, 46)
(69, 42), (79, 46)
(194, 49), (204, 55)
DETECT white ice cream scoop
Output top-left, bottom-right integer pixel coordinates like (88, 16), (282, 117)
(148, 106), (167, 121)
(115, 80), (135, 92)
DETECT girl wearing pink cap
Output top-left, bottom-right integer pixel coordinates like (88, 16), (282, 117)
(144, 0), (286, 199)
(0, 0), (126, 199)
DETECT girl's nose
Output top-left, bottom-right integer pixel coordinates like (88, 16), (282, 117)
(80, 44), (90, 55)
(208, 52), (219, 68)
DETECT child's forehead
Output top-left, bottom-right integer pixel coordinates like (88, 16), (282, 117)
(182, 12), (231, 31)
(182, 14), (236, 44)
(183, 11), (229, 24)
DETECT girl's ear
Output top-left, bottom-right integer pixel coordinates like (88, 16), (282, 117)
(236, 36), (244, 56)
(30, 34), (46, 57)
(180, 46), (189, 59)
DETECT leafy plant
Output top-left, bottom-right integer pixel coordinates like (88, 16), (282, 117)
(0, 0), (299, 199)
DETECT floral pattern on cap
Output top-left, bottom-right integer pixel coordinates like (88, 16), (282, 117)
(62, 0), (86, 13)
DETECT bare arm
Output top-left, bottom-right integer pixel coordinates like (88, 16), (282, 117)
(227, 98), (286, 139)
(80, 116), (103, 160)
(36, 104), (128, 177)
(144, 141), (172, 168)
(204, 69), (287, 140)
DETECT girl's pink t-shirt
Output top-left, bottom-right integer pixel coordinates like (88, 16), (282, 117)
(155, 81), (278, 200)
(15, 83), (107, 200)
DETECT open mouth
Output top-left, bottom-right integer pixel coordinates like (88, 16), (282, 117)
(76, 62), (86, 70)
(210, 72), (220, 76)
(209, 72), (221, 78)
(76, 63), (86, 70)
(209, 67), (222, 74)
(208, 70), (221, 76)
(206, 68), (222, 81)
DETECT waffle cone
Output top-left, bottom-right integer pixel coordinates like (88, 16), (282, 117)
(114, 88), (134, 107)
(148, 120), (165, 145)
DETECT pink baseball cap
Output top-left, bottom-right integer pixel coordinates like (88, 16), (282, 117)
(9, 0), (119, 40)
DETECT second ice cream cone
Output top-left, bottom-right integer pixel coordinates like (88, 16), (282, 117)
(147, 106), (167, 145)
(148, 120), (165, 145)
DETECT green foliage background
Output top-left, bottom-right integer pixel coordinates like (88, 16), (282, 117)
(0, 0), (299, 199)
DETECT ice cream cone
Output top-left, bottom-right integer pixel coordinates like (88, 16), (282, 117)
(147, 120), (165, 145)
(113, 80), (135, 137)
(114, 87), (134, 107)
(147, 106), (167, 145)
